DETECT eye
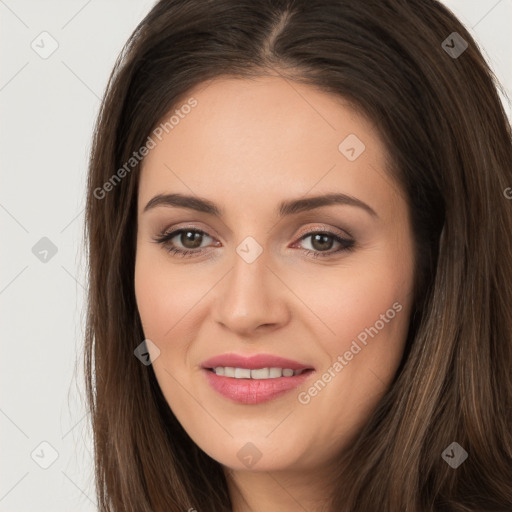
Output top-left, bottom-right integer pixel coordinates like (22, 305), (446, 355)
(152, 228), (216, 257)
(294, 230), (355, 258)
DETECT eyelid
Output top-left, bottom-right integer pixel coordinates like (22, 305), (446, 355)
(157, 222), (217, 241)
(293, 223), (354, 241)
(158, 226), (217, 247)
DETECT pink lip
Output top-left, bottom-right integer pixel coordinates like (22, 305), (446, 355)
(201, 353), (315, 405)
(201, 353), (314, 371)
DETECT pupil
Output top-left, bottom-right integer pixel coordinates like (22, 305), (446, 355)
(312, 234), (333, 251)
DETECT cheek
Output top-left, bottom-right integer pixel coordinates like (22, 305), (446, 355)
(294, 261), (409, 351)
(134, 246), (219, 370)
(289, 251), (412, 407)
(328, 278), (405, 351)
(134, 248), (189, 343)
(286, 269), (411, 450)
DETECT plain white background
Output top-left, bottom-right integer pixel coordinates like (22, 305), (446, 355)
(1, 1), (511, 510)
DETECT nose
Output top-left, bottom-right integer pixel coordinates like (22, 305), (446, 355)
(212, 247), (290, 336)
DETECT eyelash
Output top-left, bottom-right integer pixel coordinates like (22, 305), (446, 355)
(152, 227), (355, 259)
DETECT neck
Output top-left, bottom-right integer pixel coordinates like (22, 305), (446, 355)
(224, 461), (340, 512)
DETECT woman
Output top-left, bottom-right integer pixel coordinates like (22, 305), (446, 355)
(84, 0), (512, 510)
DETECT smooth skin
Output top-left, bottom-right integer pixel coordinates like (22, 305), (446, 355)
(134, 76), (416, 512)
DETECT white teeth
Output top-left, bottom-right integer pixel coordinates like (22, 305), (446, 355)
(224, 367), (235, 377)
(234, 368), (251, 379)
(250, 368), (269, 379)
(269, 367), (282, 378)
(211, 366), (305, 379)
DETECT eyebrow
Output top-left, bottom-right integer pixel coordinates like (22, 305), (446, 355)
(143, 192), (378, 218)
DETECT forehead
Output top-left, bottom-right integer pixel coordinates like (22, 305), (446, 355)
(138, 76), (399, 215)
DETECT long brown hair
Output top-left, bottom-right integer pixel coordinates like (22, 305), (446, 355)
(83, 1), (512, 510)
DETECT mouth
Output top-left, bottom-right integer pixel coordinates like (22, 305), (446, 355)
(201, 353), (315, 405)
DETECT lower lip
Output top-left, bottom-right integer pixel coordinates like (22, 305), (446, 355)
(203, 368), (315, 404)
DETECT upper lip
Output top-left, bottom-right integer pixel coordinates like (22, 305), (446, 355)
(201, 353), (314, 371)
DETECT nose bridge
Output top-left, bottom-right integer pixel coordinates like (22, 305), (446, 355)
(214, 238), (287, 333)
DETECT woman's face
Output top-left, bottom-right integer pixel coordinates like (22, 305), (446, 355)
(134, 76), (415, 473)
